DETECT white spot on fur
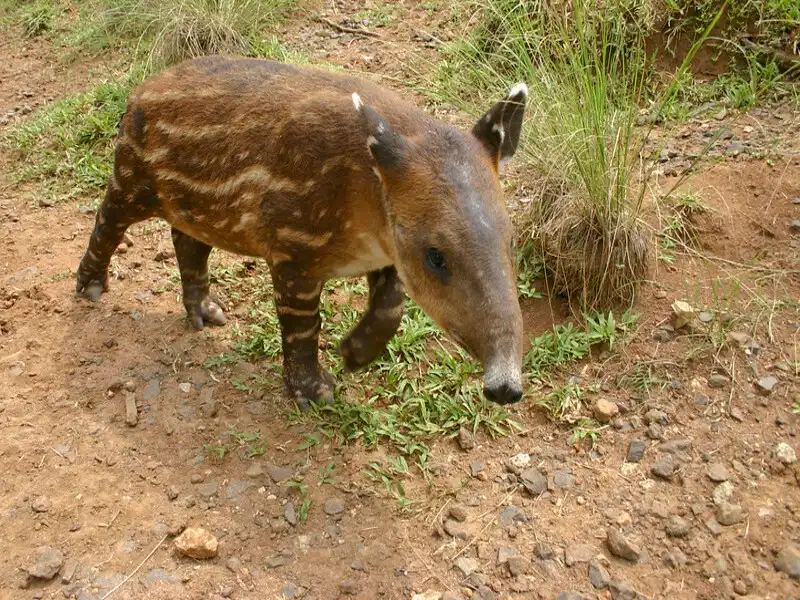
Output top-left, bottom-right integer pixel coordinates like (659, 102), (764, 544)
(366, 135), (378, 150)
(231, 212), (256, 232)
(492, 123), (505, 144)
(155, 165), (314, 198)
(276, 227), (333, 248)
(329, 233), (391, 278)
(508, 82), (528, 99)
(372, 167), (383, 182)
(352, 93), (363, 111)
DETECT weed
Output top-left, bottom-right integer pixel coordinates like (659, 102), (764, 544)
(225, 429), (268, 458)
(793, 397), (800, 415)
(618, 362), (668, 394)
(16, 0), (58, 36)
(537, 381), (584, 421)
(570, 418), (607, 446)
(318, 463), (335, 486)
(203, 443), (227, 459)
(658, 192), (709, 263)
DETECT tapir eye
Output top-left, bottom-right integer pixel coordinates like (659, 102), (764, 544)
(425, 247), (446, 273)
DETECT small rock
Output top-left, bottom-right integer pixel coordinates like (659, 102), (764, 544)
(534, 541), (554, 560)
(266, 553), (293, 568)
(626, 440), (646, 463)
(510, 453), (531, 469)
(706, 463), (729, 483)
(658, 439), (692, 454)
(520, 468), (547, 495)
(698, 310), (714, 323)
(553, 469), (575, 489)
(351, 558), (364, 571)
(774, 543), (800, 579)
(470, 460), (484, 476)
(28, 547), (65, 580)
(713, 481), (734, 505)
(666, 547), (688, 569)
(499, 506), (527, 528)
(280, 582), (299, 598)
(588, 560), (610, 589)
(565, 543), (595, 566)
(143, 378), (161, 401)
(665, 516), (691, 538)
(672, 300), (695, 329)
(791, 220), (800, 234)
(267, 464), (293, 483)
(449, 504), (468, 522)
(167, 486), (179, 501)
(226, 557), (243, 572)
(31, 496), (51, 513)
(61, 559), (78, 584)
(154, 248), (175, 261)
(507, 555), (529, 576)
(323, 498), (345, 516)
(593, 399), (619, 423)
(555, 593), (586, 600)
(340, 579), (360, 595)
(442, 593), (466, 600)
(651, 455), (676, 480)
(644, 409), (668, 426)
(412, 593), (442, 600)
(733, 579), (747, 595)
(756, 376), (778, 395)
(646, 423), (664, 440)
(775, 442), (797, 465)
(444, 518), (470, 540)
(708, 374), (729, 389)
(497, 546), (517, 564)
(454, 556), (480, 577)
(246, 463), (264, 478)
(174, 527), (218, 559)
(606, 528), (643, 563)
(124, 392), (138, 427)
(716, 503), (744, 526)
(142, 569), (179, 589)
(458, 427), (475, 451)
(714, 107), (727, 120)
(224, 479), (253, 500)
(284, 503), (297, 526)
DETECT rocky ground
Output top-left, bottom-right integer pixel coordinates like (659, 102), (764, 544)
(1, 2), (799, 600)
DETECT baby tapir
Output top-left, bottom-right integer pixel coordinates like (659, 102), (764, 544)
(76, 56), (528, 409)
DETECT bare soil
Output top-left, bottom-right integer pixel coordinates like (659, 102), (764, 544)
(1, 3), (799, 600)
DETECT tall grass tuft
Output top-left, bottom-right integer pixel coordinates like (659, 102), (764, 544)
(104, 0), (294, 68)
(439, 0), (655, 309)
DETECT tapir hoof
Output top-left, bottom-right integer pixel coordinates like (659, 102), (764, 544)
(338, 335), (381, 372)
(287, 369), (336, 412)
(186, 293), (227, 330)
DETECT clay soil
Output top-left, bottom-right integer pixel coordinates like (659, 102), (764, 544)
(1, 2), (799, 600)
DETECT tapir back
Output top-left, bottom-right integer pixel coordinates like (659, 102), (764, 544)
(114, 56), (429, 276)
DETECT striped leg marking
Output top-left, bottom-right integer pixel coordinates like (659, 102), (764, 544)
(339, 266), (405, 371)
(273, 274), (334, 411)
(171, 228), (227, 330)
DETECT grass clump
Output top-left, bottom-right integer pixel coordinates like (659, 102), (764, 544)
(14, 0), (59, 36)
(439, 0), (654, 309)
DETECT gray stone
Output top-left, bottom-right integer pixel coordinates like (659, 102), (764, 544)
(458, 427), (475, 451)
(323, 498), (345, 516)
(225, 479), (253, 500)
(555, 593), (587, 600)
(340, 579), (360, 595)
(442, 593), (466, 600)
(775, 442), (797, 465)
(266, 553), (293, 569)
(470, 460), (484, 476)
(646, 423), (664, 440)
(444, 518), (470, 540)
(507, 555), (529, 576)
(588, 560), (610, 589)
(28, 546), (64, 580)
(658, 439), (692, 454)
(606, 529), (643, 563)
(706, 462), (729, 482)
(474, 585), (497, 600)
(246, 463), (264, 478)
(665, 516), (691, 538)
(284, 503), (297, 526)
(454, 556), (480, 577)
(565, 543), (595, 566)
(713, 481), (734, 505)
(716, 503), (744, 526)
(280, 582), (299, 598)
(756, 376), (778, 395)
(350, 558), (364, 571)
(698, 310), (714, 323)
(665, 547), (688, 569)
(497, 546), (517, 564)
(554, 469), (575, 489)
(143, 379), (161, 401)
(626, 440), (646, 463)
(61, 559), (78, 584)
(509, 452), (531, 469)
(226, 557), (243, 572)
(197, 480), (218, 498)
(31, 496), (51, 513)
(774, 544), (800, 579)
(651, 455), (676, 479)
(267, 464), (293, 483)
(499, 506), (527, 528)
(142, 569), (179, 589)
(534, 541), (554, 560)
(520, 468), (547, 495)
(708, 374), (729, 389)
(791, 219), (800, 233)
(644, 409), (668, 426)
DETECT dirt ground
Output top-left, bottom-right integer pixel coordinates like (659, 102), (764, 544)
(1, 2), (799, 600)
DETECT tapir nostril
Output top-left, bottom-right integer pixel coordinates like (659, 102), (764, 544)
(484, 383), (523, 405)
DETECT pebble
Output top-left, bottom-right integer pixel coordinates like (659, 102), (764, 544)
(284, 503), (297, 526)
(351, 558), (364, 571)
(665, 516), (691, 538)
(565, 543), (595, 566)
(124, 393), (138, 426)
(510, 452), (531, 469)
(246, 463), (264, 478)
(470, 460), (484, 476)
(190, 473), (204, 484)
(521, 468), (547, 495)
(31, 496), (51, 513)
(593, 399), (619, 423)
(442, 593), (466, 600)
(225, 479), (253, 500)
(708, 374), (729, 389)
(499, 506), (527, 528)
(555, 593), (587, 600)
(507, 555), (529, 576)
(647, 423), (664, 440)
(706, 462), (729, 482)
(454, 556), (480, 577)
(267, 464), (293, 483)
(553, 469), (575, 489)
(774, 442), (797, 465)
(588, 560), (610, 589)
(626, 440), (646, 463)
(340, 579), (360, 595)
(323, 498), (345, 516)
(716, 503), (744, 526)
(143, 378), (161, 401)
(534, 541), (554, 560)
(606, 528), (643, 563)
(774, 543), (800, 579)
(28, 547), (65, 579)
(61, 559), (78, 584)
(266, 553), (293, 568)
(698, 310), (714, 323)
(666, 547), (688, 569)
(174, 527), (218, 559)
(458, 427), (475, 451)
(167, 486), (179, 501)
(791, 219), (800, 233)
(449, 504), (468, 522)
(226, 557), (243, 572)
(756, 376), (778, 395)
(280, 583), (298, 598)
(672, 300), (695, 328)
(142, 569), (180, 589)
(644, 409), (668, 426)
(651, 454), (676, 480)
(444, 518), (470, 540)
(713, 481), (734, 505)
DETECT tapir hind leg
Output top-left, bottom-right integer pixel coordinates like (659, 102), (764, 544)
(339, 266), (405, 370)
(171, 227), (227, 330)
(270, 267), (335, 411)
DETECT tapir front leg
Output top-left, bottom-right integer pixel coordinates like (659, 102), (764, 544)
(271, 271), (335, 410)
(339, 266), (406, 370)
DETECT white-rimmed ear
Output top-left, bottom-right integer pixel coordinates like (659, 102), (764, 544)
(471, 82), (528, 169)
(352, 92), (408, 172)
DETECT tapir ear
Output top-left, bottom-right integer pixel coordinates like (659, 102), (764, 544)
(471, 82), (528, 170)
(352, 93), (407, 173)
